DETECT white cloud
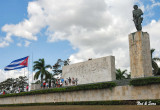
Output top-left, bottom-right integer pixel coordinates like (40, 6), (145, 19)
(17, 41), (31, 47)
(17, 43), (22, 47)
(145, 0), (160, 11)
(0, 40), (9, 48)
(24, 40), (31, 47)
(4, 33), (13, 42)
(0, 35), (11, 48)
(143, 19), (160, 51)
(1, 0), (160, 71)
(0, 37), (9, 48)
(151, 2), (160, 8)
(0, 69), (25, 82)
(150, 0), (155, 4)
(46, 0), (135, 69)
(1, 0), (47, 43)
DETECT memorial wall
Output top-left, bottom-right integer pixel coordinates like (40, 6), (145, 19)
(62, 56), (116, 85)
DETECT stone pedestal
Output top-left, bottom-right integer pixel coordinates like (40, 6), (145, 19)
(129, 31), (152, 78)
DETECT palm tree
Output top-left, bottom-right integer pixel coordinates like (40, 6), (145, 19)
(116, 69), (128, 80)
(126, 72), (131, 79)
(151, 49), (160, 75)
(33, 58), (52, 83)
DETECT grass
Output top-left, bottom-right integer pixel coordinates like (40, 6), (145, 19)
(0, 105), (160, 110)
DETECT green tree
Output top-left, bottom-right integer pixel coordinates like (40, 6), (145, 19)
(52, 59), (62, 75)
(52, 58), (70, 76)
(0, 76), (28, 93)
(51, 58), (70, 87)
(64, 59), (70, 66)
(151, 49), (160, 75)
(116, 69), (129, 80)
(157, 68), (160, 75)
(18, 76), (28, 92)
(33, 58), (52, 83)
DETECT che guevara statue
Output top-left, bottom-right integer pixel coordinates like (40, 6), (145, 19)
(133, 5), (143, 31)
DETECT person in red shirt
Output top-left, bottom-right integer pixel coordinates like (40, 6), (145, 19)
(26, 85), (29, 92)
(3, 90), (5, 95)
(43, 82), (46, 89)
(56, 79), (58, 87)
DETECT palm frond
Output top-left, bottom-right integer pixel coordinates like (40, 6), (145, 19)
(153, 57), (160, 61)
(151, 48), (155, 58)
(45, 65), (52, 69)
(152, 61), (159, 75)
(34, 71), (41, 80)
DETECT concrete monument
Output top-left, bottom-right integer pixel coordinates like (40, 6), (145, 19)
(129, 32), (152, 78)
(62, 56), (116, 85)
(129, 5), (152, 78)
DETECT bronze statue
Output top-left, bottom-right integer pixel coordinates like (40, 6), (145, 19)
(133, 5), (143, 31)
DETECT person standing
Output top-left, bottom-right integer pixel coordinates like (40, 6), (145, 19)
(3, 90), (5, 95)
(58, 79), (60, 88)
(26, 85), (29, 92)
(68, 77), (71, 85)
(61, 78), (64, 87)
(41, 83), (43, 89)
(46, 82), (49, 88)
(72, 78), (75, 85)
(43, 82), (46, 89)
(75, 78), (78, 85)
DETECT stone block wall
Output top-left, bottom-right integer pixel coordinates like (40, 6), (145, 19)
(1, 84), (160, 104)
(62, 56), (116, 85)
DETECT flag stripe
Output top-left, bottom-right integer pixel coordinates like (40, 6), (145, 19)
(5, 65), (26, 70)
(4, 66), (27, 71)
(10, 60), (24, 65)
(6, 64), (22, 67)
(11, 56), (28, 63)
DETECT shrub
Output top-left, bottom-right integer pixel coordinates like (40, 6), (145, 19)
(130, 77), (160, 86)
(0, 82), (116, 98)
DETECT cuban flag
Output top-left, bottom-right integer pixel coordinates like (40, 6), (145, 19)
(4, 56), (29, 71)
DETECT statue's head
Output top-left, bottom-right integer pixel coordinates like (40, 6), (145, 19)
(133, 5), (138, 10)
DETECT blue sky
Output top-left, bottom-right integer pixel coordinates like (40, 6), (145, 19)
(0, 0), (160, 82)
(0, 0), (75, 70)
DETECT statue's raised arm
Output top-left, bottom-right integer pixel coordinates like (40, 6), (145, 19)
(132, 5), (143, 31)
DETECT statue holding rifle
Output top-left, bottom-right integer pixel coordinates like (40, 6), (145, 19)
(133, 5), (143, 31)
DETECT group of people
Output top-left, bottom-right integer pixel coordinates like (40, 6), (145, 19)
(54, 78), (64, 88)
(0, 90), (6, 95)
(54, 77), (78, 87)
(41, 82), (49, 89)
(40, 77), (78, 89)
(64, 77), (78, 86)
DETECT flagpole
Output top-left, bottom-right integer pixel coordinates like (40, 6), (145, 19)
(28, 56), (30, 85)
(24, 68), (25, 77)
(32, 52), (33, 83)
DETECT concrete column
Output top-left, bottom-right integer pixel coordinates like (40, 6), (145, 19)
(129, 31), (152, 78)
